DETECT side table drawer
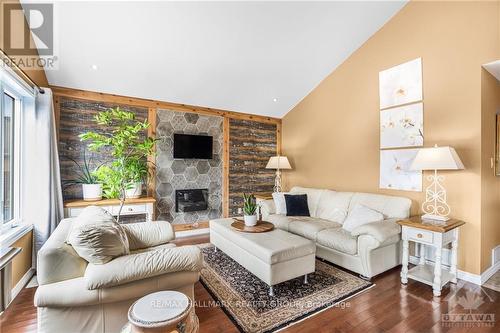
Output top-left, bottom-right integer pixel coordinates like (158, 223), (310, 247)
(67, 206), (113, 217)
(407, 228), (433, 244)
(113, 204), (147, 215)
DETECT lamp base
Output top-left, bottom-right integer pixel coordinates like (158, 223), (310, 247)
(421, 213), (450, 222)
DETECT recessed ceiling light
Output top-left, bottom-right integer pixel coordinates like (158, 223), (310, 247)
(91, 64), (98, 70)
(273, 98), (278, 102)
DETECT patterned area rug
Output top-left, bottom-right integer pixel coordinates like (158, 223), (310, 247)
(199, 244), (373, 333)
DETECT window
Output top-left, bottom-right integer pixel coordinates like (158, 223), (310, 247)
(0, 70), (28, 231)
(2, 92), (15, 223)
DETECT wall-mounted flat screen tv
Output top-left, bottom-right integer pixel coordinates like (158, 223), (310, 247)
(173, 133), (213, 159)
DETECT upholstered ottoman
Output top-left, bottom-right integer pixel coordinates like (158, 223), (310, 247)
(209, 218), (316, 296)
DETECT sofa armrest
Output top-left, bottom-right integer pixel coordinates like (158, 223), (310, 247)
(122, 221), (175, 250)
(84, 245), (202, 290)
(37, 218), (88, 285)
(257, 199), (275, 219)
(351, 219), (401, 243)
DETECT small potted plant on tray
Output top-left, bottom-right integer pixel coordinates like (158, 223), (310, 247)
(243, 193), (258, 227)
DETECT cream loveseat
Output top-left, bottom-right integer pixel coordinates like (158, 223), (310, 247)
(259, 187), (411, 279)
(35, 218), (202, 333)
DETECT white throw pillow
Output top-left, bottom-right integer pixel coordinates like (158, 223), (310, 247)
(66, 206), (116, 244)
(272, 192), (290, 215)
(69, 222), (130, 264)
(342, 204), (384, 232)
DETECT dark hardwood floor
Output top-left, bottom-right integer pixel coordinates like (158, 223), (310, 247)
(1, 235), (499, 333)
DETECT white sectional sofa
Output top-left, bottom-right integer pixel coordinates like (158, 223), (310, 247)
(259, 187), (412, 279)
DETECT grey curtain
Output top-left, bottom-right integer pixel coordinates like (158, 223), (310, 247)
(22, 88), (64, 256)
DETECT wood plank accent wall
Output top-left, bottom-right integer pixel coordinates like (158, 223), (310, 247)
(58, 97), (148, 200)
(228, 119), (277, 216)
(52, 86), (281, 223)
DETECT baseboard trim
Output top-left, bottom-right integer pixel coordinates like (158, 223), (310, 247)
(175, 227), (209, 238)
(481, 260), (500, 285)
(11, 267), (35, 301)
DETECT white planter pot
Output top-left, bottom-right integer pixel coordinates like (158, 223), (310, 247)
(244, 214), (257, 227)
(82, 184), (102, 201)
(126, 182), (142, 199)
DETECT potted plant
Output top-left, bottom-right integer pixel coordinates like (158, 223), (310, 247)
(64, 151), (102, 201)
(80, 107), (155, 221)
(124, 158), (149, 199)
(243, 193), (258, 227)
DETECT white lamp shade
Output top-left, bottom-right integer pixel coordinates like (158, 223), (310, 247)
(411, 146), (465, 171)
(266, 156), (292, 169)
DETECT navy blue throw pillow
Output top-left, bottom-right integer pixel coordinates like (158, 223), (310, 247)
(284, 194), (310, 217)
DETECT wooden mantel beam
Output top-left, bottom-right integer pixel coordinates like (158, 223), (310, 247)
(50, 85), (282, 125)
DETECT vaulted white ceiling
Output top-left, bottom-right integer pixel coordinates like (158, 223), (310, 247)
(36, 1), (407, 118)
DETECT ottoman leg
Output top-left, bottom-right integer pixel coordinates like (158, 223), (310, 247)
(269, 286), (274, 297)
(214, 246), (217, 253)
(304, 274), (308, 284)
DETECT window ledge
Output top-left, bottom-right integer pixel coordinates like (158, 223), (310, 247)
(0, 224), (33, 248)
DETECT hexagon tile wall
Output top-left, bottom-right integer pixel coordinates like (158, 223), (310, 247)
(155, 109), (223, 224)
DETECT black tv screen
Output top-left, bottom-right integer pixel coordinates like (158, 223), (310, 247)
(173, 133), (213, 159)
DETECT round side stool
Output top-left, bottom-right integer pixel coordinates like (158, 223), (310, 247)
(121, 291), (199, 333)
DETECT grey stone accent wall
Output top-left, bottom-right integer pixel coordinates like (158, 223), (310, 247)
(155, 109), (223, 224)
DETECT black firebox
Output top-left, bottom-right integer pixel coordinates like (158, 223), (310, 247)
(175, 189), (208, 213)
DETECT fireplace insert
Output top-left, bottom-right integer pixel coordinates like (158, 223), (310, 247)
(175, 189), (208, 213)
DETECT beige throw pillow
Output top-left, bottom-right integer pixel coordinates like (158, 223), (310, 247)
(67, 206), (129, 264)
(66, 206), (116, 244)
(69, 222), (130, 264)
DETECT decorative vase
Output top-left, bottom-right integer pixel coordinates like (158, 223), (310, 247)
(125, 182), (142, 199)
(82, 184), (102, 201)
(244, 214), (257, 227)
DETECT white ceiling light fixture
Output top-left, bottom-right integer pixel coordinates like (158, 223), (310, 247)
(91, 65), (98, 70)
(273, 98), (278, 102)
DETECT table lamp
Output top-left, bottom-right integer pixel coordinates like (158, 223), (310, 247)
(266, 156), (292, 193)
(411, 145), (464, 221)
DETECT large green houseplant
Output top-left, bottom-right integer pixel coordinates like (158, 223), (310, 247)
(80, 107), (155, 221)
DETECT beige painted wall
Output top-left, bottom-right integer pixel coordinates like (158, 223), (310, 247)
(282, 1), (499, 275)
(481, 70), (500, 272)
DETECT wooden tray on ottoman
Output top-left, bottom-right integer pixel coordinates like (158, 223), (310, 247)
(231, 219), (274, 233)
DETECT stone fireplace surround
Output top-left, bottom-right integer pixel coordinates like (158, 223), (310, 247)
(155, 109), (223, 225)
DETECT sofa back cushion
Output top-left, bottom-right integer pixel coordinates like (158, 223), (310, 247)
(290, 186), (325, 217)
(315, 190), (353, 224)
(349, 193), (411, 219)
(342, 204), (384, 232)
(287, 186), (411, 222)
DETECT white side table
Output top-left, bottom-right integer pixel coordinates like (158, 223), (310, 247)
(398, 216), (465, 297)
(64, 197), (156, 222)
